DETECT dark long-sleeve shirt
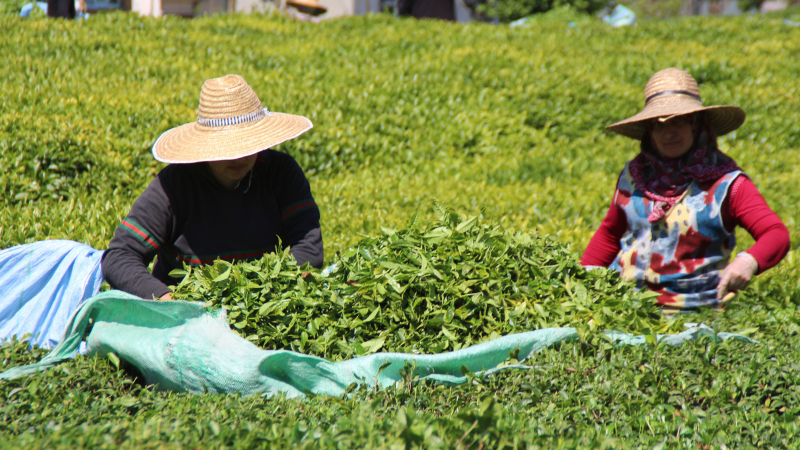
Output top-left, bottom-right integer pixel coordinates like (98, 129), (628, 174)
(102, 150), (323, 299)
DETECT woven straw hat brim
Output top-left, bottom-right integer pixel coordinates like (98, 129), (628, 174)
(152, 112), (312, 164)
(606, 68), (747, 140)
(606, 103), (745, 140)
(286, 0), (327, 14)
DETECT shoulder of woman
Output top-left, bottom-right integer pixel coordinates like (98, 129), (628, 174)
(155, 163), (188, 183)
(152, 163), (207, 199)
(256, 150), (305, 174)
(728, 174), (759, 201)
(257, 149), (298, 164)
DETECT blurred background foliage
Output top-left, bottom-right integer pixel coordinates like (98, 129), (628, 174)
(465, 0), (800, 23)
(469, 0), (605, 23)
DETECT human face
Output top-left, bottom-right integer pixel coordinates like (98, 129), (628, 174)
(649, 114), (695, 159)
(207, 154), (258, 190)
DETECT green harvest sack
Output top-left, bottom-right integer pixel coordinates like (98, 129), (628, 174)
(0, 291), (753, 398)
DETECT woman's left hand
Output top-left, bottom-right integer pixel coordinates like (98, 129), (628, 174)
(717, 253), (759, 300)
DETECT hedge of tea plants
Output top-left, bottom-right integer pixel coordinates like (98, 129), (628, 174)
(2, 7), (800, 449)
(172, 208), (677, 360)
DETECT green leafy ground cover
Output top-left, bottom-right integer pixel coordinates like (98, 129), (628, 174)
(2, 8), (800, 448)
(173, 209), (677, 360)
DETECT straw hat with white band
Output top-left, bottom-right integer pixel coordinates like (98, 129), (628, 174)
(153, 74), (313, 164)
(606, 68), (746, 140)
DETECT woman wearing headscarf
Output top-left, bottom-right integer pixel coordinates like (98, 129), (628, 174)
(581, 68), (789, 312)
(102, 74), (323, 300)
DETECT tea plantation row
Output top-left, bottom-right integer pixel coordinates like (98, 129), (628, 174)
(2, 9), (799, 254)
(2, 8), (800, 449)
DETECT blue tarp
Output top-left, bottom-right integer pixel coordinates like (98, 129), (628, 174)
(603, 5), (636, 27)
(19, 2), (47, 17)
(0, 240), (103, 350)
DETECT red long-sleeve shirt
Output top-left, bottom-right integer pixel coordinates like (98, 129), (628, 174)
(581, 176), (790, 273)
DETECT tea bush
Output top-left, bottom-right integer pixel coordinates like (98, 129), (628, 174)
(1, 8), (800, 449)
(471, 0), (605, 23)
(173, 208), (676, 360)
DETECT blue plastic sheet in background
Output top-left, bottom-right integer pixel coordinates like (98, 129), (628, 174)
(602, 4), (636, 27)
(0, 240), (104, 349)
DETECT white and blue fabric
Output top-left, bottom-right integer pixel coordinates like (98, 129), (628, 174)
(603, 4), (636, 27)
(0, 240), (104, 350)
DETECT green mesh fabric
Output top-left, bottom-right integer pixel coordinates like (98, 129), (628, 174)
(0, 291), (754, 398)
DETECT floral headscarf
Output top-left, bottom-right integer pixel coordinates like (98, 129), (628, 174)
(628, 112), (741, 223)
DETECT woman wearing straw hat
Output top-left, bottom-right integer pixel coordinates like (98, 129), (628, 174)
(581, 68), (789, 311)
(102, 74), (323, 300)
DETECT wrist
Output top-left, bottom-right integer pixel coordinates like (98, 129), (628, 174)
(735, 252), (759, 273)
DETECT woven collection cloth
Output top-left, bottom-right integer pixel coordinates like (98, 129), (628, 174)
(0, 290), (753, 398)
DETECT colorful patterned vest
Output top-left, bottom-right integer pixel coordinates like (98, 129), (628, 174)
(609, 163), (743, 309)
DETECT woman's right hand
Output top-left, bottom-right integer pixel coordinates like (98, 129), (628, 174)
(717, 253), (758, 301)
(160, 293), (172, 300)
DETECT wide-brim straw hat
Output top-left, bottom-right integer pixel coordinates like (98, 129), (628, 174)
(606, 68), (745, 140)
(286, 0), (327, 15)
(152, 74), (312, 164)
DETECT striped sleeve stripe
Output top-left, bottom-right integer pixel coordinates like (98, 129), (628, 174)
(281, 200), (318, 220)
(120, 219), (161, 251)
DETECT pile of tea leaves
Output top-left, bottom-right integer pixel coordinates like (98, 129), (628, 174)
(173, 206), (678, 360)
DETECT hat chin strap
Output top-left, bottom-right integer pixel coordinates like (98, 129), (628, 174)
(645, 90), (701, 105)
(196, 107), (273, 128)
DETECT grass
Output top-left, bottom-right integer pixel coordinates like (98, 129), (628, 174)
(1, 7), (800, 448)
